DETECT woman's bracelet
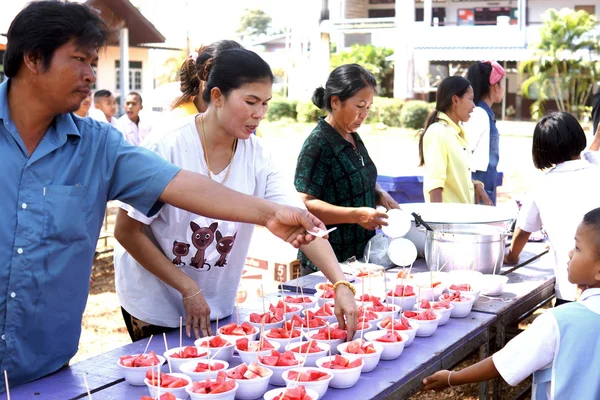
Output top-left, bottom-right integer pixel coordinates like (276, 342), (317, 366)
(183, 289), (202, 300)
(473, 180), (485, 189)
(333, 280), (357, 296)
(447, 371), (455, 388)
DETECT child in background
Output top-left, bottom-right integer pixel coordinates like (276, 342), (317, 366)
(117, 92), (152, 145)
(89, 89), (118, 127)
(423, 207), (600, 399)
(73, 92), (92, 118)
(505, 112), (600, 304)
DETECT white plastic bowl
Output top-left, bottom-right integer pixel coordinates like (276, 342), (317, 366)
(315, 354), (364, 389)
(248, 319), (284, 332)
(448, 270), (483, 287)
(217, 327), (258, 347)
(145, 372), (192, 399)
(431, 303), (454, 326)
(281, 367), (333, 398)
(186, 379), (239, 400)
(262, 329), (303, 348)
(302, 307), (337, 324)
(315, 294), (335, 308)
(448, 288), (481, 303)
(118, 354), (166, 386)
(480, 274), (509, 296)
(376, 320), (419, 347)
(371, 303), (401, 321)
(236, 340), (281, 365)
(285, 341), (330, 367)
(179, 359), (229, 381)
(363, 330), (408, 361)
(230, 366), (273, 400)
(304, 330), (345, 355)
(337, 341), (383, 373)
(449, 295), (476, 318)
(164, 346), (210, 373)
(283, 295), (318, 310)
(386, 294), (417, 312)
(263, 387), (319, 400)
(404, 310), (441, 337)
(194, 336), (236, 363)
(257, 352), (304, 386)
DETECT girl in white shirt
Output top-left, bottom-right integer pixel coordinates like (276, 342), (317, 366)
(423, 207), (600, 400)
(505, 112), (600, 304)
(113, 49), (358, 341)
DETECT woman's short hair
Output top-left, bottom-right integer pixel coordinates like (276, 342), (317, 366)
(312, 64), (376, 112)
(532, 112), (586, 170)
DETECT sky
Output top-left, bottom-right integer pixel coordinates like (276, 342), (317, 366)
(131, 0), (293, 47)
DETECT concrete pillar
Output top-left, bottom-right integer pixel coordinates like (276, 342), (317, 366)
(393, 0), (415, 99)
(119, 27), (129, 111)
(424, 0), (432, 27)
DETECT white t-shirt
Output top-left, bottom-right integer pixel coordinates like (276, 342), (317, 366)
(116, 114), (153, 146)
(463, 106), (490, 172)
(493, 288), (600, 399)
(516, 159), (600, 300)
(88, 107), (119, 128)
(114, 115), (304, 327)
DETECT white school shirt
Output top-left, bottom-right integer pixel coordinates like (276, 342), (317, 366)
(493, 288), (600, 400)
(113, 115), (304, 327)
(88, 107), (119, 128)
(116, 114), (153, 145)
(463, 106), (490, 172)
(516, 159), (600, 300)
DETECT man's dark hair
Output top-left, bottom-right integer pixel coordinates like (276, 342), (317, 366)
(94, 90), (113, 102)
(3, 1), (109, 78)
(127, 91), (143, 105)
(532, 112), (586, 170)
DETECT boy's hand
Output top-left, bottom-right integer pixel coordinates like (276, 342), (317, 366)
(422, 370), (452, 391)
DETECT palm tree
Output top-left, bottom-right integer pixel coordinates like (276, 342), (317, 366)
(520, 8), (600, 120)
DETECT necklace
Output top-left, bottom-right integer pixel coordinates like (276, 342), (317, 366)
(200, 114), (237, 184)
(353, 146), (365, 167)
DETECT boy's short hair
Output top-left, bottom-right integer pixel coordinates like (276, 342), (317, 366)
(127, 91), (143, 104)
(532, 112), (586, 170)
(583, 207), (600, 258)
(94, 90), (113, 103)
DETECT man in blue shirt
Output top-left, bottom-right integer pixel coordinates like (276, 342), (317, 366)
(0, 1), (325, 391)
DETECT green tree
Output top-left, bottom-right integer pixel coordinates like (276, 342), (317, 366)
(520, 8), (600, 119)
(330, 45), (394, 97)
(237, 9), (272, 39)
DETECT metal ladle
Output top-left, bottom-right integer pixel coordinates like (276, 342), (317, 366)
(411, 212), (434, 232)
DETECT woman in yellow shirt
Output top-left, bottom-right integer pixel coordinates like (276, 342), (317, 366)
(418, 76), (492, 205)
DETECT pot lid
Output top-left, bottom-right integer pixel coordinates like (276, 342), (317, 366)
(401, 203), (516, 225)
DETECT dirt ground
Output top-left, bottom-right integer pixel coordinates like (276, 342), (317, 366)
(74, 122), (551, 399)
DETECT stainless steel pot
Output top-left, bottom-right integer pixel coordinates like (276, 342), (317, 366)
(400, 203), (515, 255)
(423, 224), (508, 274)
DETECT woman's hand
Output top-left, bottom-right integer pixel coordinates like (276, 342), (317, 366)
(474, 183), (493, 206)
(422, 370), (452, 391)
(333, 284), (358, 341)
(266, 207), (326, 247)
(376, 190), (400, 211)
(182, 289), (212, 339)
(356, 207), (388, 230)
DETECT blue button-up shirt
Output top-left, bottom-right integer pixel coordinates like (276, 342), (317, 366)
(0, 80), (180, 390)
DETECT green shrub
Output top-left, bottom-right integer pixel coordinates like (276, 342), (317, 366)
(266, 99), (297, 121)
(400, 100), (431, 129)
(366, 96), (404, 127)
(296, 100), (325, 123)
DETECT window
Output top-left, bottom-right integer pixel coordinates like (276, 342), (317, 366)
(91, 66), (97, 90)
(369, 9), (395, 18)
(416, 7), (446, 24)
(115, 60), (143, 91)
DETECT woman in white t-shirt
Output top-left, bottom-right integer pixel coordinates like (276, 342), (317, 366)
(505, 112), (600, 304)
(113, 49), (358, 341)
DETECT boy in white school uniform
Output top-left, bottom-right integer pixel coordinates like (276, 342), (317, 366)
(505, 112), (600, 305)
(423, 207), (600, 400)
(116, 91), (153, 145)
(89, 89), (119, 128)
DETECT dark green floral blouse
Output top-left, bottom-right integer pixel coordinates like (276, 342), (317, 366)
(294, 118), (378, 271)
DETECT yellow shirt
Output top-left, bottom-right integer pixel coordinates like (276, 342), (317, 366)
(422, 112), (474, 204)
